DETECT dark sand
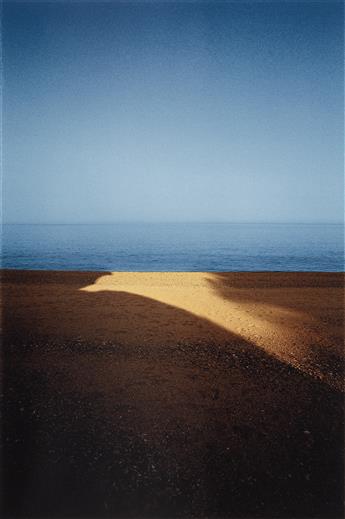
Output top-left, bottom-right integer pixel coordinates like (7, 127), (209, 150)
(1, 270), (344, 518)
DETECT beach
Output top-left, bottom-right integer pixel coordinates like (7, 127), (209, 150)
(2, 270), (344, 517)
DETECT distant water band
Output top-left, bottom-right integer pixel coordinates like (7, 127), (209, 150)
(2, 223), (344, 272)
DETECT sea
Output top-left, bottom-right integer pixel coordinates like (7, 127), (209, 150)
(1, 223), (344, 272)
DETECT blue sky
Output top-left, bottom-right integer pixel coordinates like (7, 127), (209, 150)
(3, 0), (344, 223)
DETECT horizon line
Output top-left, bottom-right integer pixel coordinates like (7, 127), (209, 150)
(2, 221), (344, 226)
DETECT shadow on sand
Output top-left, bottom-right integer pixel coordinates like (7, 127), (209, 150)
(207, 271), (344, 315)
(207, 272), (345, 384)
(1, 270), (344, 518)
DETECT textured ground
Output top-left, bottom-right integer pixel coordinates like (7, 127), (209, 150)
(1, 270), (344, 518)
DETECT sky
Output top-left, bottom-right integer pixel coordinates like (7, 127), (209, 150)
(2, 0), (344, 224)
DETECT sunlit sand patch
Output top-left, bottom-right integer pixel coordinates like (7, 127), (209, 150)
(80, 272), (343, 390)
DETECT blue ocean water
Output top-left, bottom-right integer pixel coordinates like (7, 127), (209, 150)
(1, 223), (344, 272)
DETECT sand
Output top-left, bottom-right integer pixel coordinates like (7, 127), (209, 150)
(1, 270), (344, 518)
(2, 270), (344, 389)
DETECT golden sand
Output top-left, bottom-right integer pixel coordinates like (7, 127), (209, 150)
(2, 270), (343, 390)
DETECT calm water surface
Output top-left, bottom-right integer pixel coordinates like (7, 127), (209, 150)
(1, 223), (344, 271)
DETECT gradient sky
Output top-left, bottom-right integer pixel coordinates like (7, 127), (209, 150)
(3, 0), (344, 223)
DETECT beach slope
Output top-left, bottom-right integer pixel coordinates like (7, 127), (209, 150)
(2, 270), (344, 518)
